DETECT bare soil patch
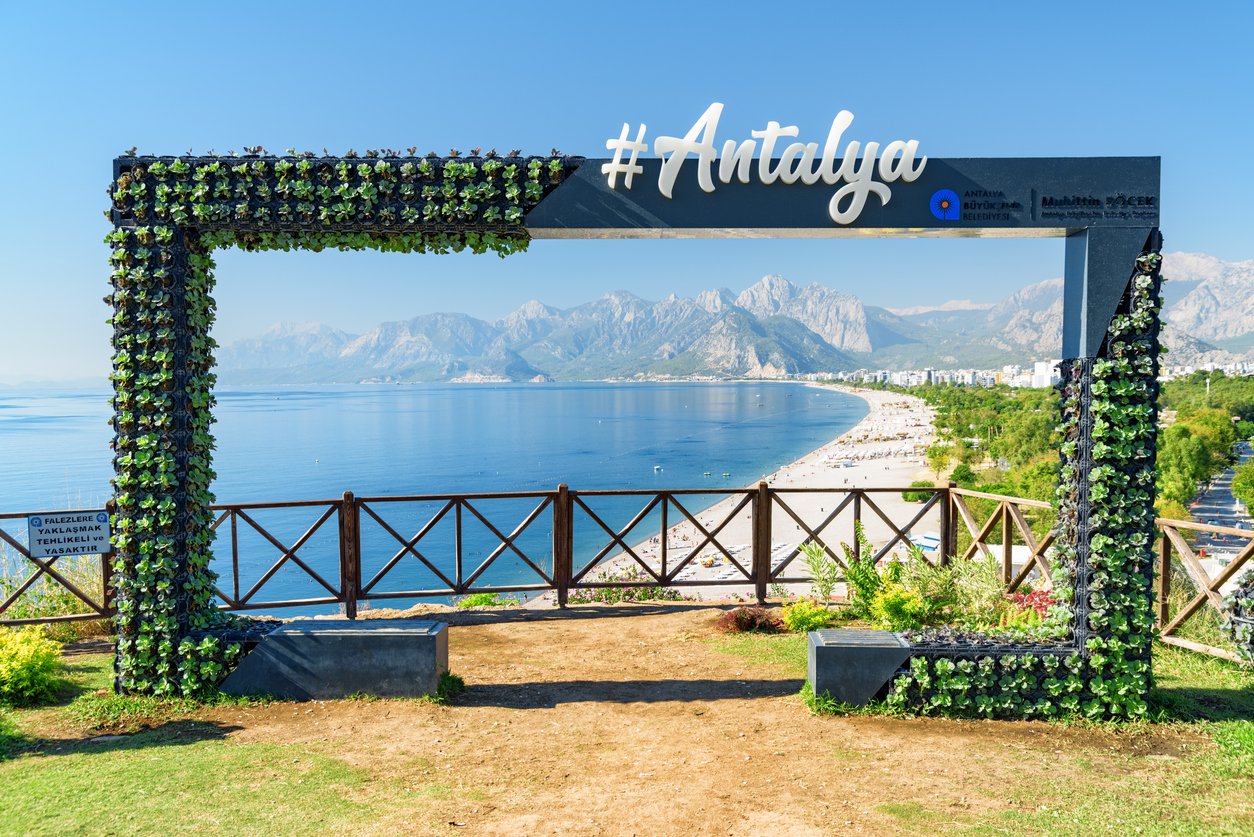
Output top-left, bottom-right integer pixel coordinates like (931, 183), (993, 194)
(189, 603), (1217, 835)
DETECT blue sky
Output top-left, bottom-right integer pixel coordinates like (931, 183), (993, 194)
(1, 1), (1251, 382)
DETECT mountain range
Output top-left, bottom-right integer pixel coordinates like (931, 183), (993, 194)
(216, 252), (1254, 383)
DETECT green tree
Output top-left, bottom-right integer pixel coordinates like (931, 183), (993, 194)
(1157, 423), (1211, 505)
(1157, 408), (1239, 505)
(1183, 407), (1237, 461)
(989, 400), (1056, 469)
(1234, 460), (1254, 514)
(926, 443), (952, 479)
(949, 462), (978, 486)
(1013, 454), (1060, 504)
(1161, 371), (1254, 422)
(953, 438), (982, 466)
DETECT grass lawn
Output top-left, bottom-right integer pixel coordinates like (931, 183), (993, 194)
(0, 617), (1250, 836)
(714, 632), (1254, 836)
(0, 654), (461, 836)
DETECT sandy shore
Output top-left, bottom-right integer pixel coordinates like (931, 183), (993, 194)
(530, 385), (938, 605)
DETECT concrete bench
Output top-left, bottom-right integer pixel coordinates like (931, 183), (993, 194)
(220, 619), (449, 700)
(807, 629), (910, 706)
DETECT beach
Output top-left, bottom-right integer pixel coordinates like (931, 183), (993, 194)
(535, 384), (938, 604)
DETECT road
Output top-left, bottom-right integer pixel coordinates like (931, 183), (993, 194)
(1189, 440), (1252, 560)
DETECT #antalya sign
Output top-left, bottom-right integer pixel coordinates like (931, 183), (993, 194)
(602, 103), (926, 225)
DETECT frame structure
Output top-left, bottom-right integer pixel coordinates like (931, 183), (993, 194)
(107, 140), (1162, 717)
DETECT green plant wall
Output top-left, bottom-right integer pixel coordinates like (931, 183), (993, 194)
(1227, 574), (1254, 664)
(884, 248), (1164, 719)
(107, 151), (573, 695)
(106, 151), (1169, 714)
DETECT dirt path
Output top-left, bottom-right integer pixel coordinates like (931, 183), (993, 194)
(203, 605), (1210, 835)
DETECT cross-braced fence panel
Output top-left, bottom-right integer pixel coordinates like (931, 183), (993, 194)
(0, 511), (112, 625)
(568, 489), (756, 590)
(1156, 517), (1253, 663)
(768, 487), (948, 584)
(207, 500), (345, 611)
(357, 492), (557, 602)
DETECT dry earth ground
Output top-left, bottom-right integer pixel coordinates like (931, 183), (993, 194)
(123, 603), (1247, 835)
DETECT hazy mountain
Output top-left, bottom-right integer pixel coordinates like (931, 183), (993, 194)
(341, 313), (496, 368)
(216, 322), (361, 382)
(735, 275), (877, 352)
(215, 252), (1253, 383)
(1163, 252), (1254, 352)
(885, 260), (1251, 368)
(217, 322), (356, 370)
(495, 300), (562, 345)
(887, 299), (995, 317)
(668, 312), (855, 378)
(881, 277), (1064, 367)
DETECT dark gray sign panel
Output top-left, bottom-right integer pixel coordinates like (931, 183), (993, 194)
(526, 157), (1160, 238)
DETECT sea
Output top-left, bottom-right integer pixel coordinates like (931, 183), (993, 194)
(0, 382), (866, 611)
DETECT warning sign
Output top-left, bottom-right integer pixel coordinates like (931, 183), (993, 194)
(27, 510), (111, 559)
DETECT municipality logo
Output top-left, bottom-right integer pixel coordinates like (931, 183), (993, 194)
(930, 189), (960, 221)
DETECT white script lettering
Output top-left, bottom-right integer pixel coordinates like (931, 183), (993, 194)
(607, 103), (926, 225)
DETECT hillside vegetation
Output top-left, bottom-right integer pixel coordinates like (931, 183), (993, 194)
(879, 371), (1254, 517)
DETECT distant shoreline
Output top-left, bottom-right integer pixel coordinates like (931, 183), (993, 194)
(0, 378), (833, 390)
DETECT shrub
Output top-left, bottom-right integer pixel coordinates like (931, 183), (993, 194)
(949, 463), (977, 486)
(950, 554), (1011, 627)
(716, 606), (783, 634)
(566, 566), (691, 604)
(421, 670), (466, 705)
(870, 582), (927, 631)
(1222, 571), (1253, 664)
(0, 547), (111, 641)
(782, 599), (837, 632)
(799, 540), (843, 601)
(899, 553), (958, 625)
(0, 626), (62, 706)
(841, 523), (881, 616)
(1000, 605), (1044, 630)
(455, 592), (510, 609)
(901, 480), (935, 503)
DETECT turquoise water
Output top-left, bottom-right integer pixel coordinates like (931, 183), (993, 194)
(0, 382), (866, 610)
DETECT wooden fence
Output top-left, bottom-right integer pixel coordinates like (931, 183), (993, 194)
(2, 485), (1250, 662)
(0, 508), (115, 626)
(1155, 517), (1254, 663)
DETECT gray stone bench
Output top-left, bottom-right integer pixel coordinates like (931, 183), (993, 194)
(221, 619), (449, 700)
(808, 629), (911, 706)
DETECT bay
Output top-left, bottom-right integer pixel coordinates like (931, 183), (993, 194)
(0, 382), (866, 611)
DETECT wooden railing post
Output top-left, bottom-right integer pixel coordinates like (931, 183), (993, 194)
(852, 491), (863, 560)
(1001, 502), (1013, 586)
(942, 482), (957, 564)
(339, 491), (359, 620)
(1157, 528), (1171, 629)
(753, 482), (771, 604)
(102, 498), (116, 615)
(554, 484), (572, 607)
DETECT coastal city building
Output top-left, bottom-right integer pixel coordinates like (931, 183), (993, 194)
(795, 359), (1253, 387)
